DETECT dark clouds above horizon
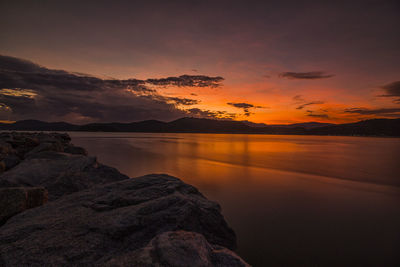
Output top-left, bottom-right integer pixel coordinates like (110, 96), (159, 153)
(0, 0), (399, 124)
(0, 55), (230, 123)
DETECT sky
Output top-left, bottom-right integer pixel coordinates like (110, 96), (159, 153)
(0, 0), (399, 124)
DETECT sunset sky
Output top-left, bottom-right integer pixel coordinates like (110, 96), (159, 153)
(1, 0), (399, 124)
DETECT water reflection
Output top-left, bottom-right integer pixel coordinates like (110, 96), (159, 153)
(70, 133), (400, 266)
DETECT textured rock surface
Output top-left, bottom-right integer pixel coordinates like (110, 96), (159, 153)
(0, 132), (128, 200)
(0, 174), (244, 266)
(0, 151), (128, 200)
(0, 187), (48, 225)
(105, 230), (249, 267)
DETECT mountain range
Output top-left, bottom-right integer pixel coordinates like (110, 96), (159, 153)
(0, 117), (399, 136)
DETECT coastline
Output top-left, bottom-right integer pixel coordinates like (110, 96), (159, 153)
(0, 132), (250, 266)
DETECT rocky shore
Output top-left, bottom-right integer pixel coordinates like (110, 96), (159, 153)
(0, 132), (249, 266)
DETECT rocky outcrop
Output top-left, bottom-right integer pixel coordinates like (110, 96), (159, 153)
(0, 151), (128, 200)
(0, 132), (128, 200)
(0, 187), (48, 225)
(105, 230), (249, 267)
(0, 132), (249, 266)
(0, 174), (247, 266)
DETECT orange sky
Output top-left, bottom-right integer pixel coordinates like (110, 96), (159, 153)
(0, 1), (399, 124)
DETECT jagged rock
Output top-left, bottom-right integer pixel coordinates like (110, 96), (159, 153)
(105, 230), (249, 267)
(63, 144), (88, 155)
(0, 187), (48, 225)
(0, 174), (240, 266)
(0, 151), (128, 200)
(24, 141), (64, 157)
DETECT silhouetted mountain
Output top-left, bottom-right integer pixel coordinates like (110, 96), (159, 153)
(270, 122), (335, 129)
(0, 117), (399, 136)
(0, 120), (78, 131)
(308, 118), (400, 136)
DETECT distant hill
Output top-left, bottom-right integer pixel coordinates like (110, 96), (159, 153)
(0, 120), (78, 131)
(308, 119), (400, 136)
(270, 122), (335, 129)
(0, 117), (399, 136)
(241, 121), (334, 129)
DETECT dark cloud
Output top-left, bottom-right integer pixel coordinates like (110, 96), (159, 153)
(378, 81), (400, 103)
(166, 97), (200, 106)
(280, 71), (334, 79)
(292, 95), (325, 110)
(306, 110), (329, 118)
(187, 108), (236, 120)
(292, 95), (305, 102)
(296, 101), (325, 110)
(344, 107), (400, 116)
(0, 55), (222, 123)
(146, 75), (224, 88)
(227, 102), (264, 116)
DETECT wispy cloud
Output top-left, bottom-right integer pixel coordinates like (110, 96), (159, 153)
(344, 107), (400, 116)
(280, 71), (334, 79)
(296, 101), (325, 110)
(306, 110), (329, 118)
(378, 81), (400, 103)
(227, 102), (265, 116)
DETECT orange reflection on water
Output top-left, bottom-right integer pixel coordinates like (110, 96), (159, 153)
(70, 132), (400, 266)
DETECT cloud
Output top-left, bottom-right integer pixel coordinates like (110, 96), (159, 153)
(187, 108), (236, 120)
(292, 95), (305, 102)
(146, 75), (224, 88)
(0, 55), (223, 123)
(296, 101), (325, 110)
(227, 102), (265, 116)
(292, 95), (325, 110)
(279, 71), (334, 79)
(306, 110), (329, 118)
(166, 97), (200, 106)
(344, 107), (400, 116)
(378, 81), (400, 103)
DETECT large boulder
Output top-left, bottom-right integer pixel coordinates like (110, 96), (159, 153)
(105, 230), (249, 267)
(0, 151), (128, 200)
(0, 174), (240, 266)
(0, 187), (48, 225)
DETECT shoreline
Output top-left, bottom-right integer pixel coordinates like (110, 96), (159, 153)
(0, 132), (250, 266)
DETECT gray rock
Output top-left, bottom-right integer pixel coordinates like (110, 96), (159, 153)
(0, 151), (128, 200)
(0, 174), (240, 266)
(63, 144), (88, 155)
(0, 187), (48, 225)
(105, 230), (249, 267)
(24, 141), (64, 157)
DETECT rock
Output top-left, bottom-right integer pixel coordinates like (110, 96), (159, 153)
(105, 230), (249, 267)
(0, 151), (128, 200)
(0, 174), (240, 266)
(24, 141), (64, 157)
(0, 161), (5, 174)
(0, 187), (48, 225)
(0, 141), (14, 155)
(63, 144), (88, 155)
(1, 155), (21, 170)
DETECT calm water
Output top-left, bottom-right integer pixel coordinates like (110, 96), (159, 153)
(70, 133), (400, 266)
